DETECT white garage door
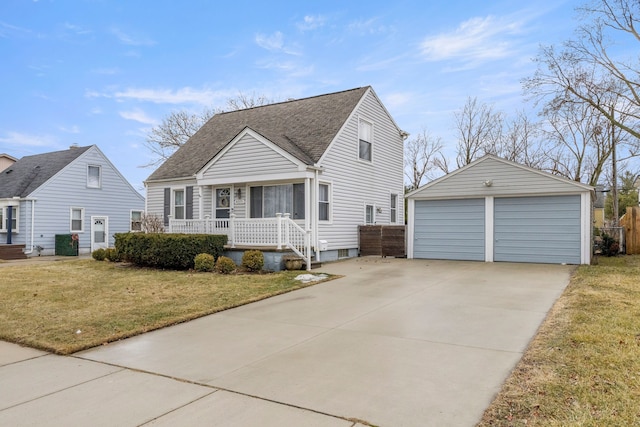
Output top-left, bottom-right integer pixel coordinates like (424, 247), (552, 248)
(494, 195), (581, 264)
(413, 199), (485, 261)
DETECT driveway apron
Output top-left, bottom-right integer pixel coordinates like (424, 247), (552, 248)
(2, 258), (573, 426)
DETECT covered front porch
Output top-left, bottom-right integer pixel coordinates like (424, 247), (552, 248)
(169, 213), (313, 271)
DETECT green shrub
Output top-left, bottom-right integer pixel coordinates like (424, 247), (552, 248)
(194, 253), (215, 272)
(104, 248), (122, 262)
(114, 233), (227, 270)
(215, 256), (236, 274)
(92, 248), (106, 261)
(242, 250), (264, 272)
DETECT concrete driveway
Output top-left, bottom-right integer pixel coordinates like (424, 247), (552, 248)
(0, 257), (573, 426)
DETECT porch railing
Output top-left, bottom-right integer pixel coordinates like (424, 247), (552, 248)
(169, 213), (312, 271)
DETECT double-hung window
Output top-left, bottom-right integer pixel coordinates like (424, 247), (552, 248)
(319, 184), (330, 221)
(0, 206), (18, 232)
(390, 194), (398, 224)
(365, 204), (375, 224)
(173, 189), (185, 220)
(70, 207), (84, 232)
(359, 119), (373, 161)
(87, 165), (101, 188)
(131, 210), (143, 231)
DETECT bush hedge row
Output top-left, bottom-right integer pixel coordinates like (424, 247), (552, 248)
(114, 233), (227, 270)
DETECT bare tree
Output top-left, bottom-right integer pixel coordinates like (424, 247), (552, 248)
(524, 0), (640, 140)
(143, 110), (211, 168)
(404, 128), (444, 190)
(453, 97), (503, 167)
(496, 110), (547, 169)
(143, 92), (275, 167)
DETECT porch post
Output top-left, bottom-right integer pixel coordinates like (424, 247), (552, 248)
(167, 215), (173, 233)
(229, 213), (236, 248)
(276, 213), (282, 250)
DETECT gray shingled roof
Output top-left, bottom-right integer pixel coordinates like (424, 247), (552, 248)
(147, 86), (370, 182)
(0, 146), (92, 198)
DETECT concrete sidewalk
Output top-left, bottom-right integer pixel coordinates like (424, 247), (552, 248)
(0, 258), (573, 426)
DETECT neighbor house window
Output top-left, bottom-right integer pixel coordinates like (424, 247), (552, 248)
(87, 165), (101, 188)
(173, 189), (185, 220)
(0, 206), (18, 232)
(70, 207), (84, 232)
(359, 119), (373, 161)
(131, 210), (143, 231)
(365, 204), (374, 224)
(390, 194), (398, 223)
(319, 184), (330, 221)
(250, 184), (305, 219)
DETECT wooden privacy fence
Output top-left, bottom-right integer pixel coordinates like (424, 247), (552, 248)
(359, 225), (406, 257)
(621, 206), (640, 254)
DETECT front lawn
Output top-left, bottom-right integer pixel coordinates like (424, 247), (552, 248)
(480, 255), (640, 426)
(0, 259), (330, 355)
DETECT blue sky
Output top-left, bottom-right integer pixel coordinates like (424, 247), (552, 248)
(1, 0), (583, 192)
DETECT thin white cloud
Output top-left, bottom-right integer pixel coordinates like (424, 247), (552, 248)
(348, 17), (389, 35)
(0, 131), (56, 147)
(119, 108), (158, 125)
(255, 31), (300, 55)
(297, 15), (326, 31)
(420, 15), (525, 65)
(255, 31), (284, 51)
(0, 21), (33, 38)
(110, 27), (155, 46)
(63, 22), (91, 35)
(87, 86), (228, 106)
(91, 67), (120, 75)
(59, 125), (80, 134)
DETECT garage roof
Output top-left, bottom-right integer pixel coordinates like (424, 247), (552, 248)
(407, 155), (594, 199)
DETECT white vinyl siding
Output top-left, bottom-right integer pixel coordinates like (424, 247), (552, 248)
(200, 133), (300, 181)
(70, 207), (84, 232)
(24, 146), (145, 253)
(317, 89), (404, 250)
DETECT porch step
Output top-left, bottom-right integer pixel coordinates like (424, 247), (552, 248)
(0, 244), (27, 260)
(304, 260), (322, 269)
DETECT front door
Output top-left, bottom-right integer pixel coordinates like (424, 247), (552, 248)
(91, 216), (109, 251)
(215, 188), (231, 218)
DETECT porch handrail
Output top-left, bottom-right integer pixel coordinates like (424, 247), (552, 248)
(169, 214), (312, 271)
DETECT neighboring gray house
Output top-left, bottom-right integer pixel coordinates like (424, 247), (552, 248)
(406, 155), (594, 265)
(145, 86), (406, 268)
(0, 145), (145, 257)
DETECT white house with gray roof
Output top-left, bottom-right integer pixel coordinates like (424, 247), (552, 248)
(0, 145), (145, 258)
(145, 86), (406, 269)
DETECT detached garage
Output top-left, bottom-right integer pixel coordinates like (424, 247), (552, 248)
(407, 155), (594, 265)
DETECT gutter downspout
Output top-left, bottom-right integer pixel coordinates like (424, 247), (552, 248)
(17, 198), (36, 255)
